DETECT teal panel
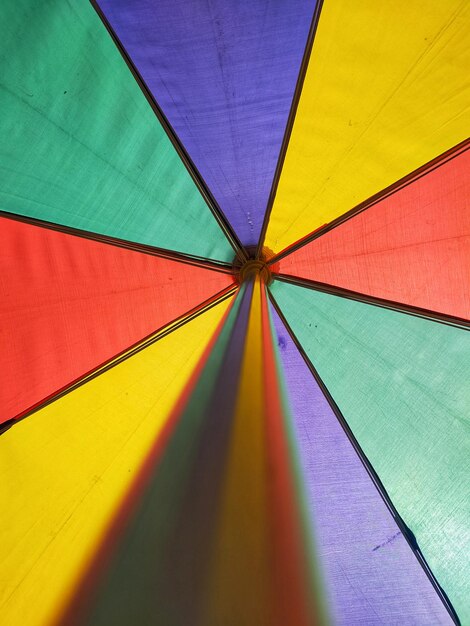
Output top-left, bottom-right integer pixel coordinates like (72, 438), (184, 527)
(0, 0), (233, 262)
(271, 279), (470, 623)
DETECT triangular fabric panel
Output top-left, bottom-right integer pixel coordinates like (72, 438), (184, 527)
(0, 217), (234, 424)
(269, 302), (453, 625)
(97, 0), (317, 246)
(278, 148), (470, 320)
(0, 297), (231, 626)
(264, 0), (470, 254)
(0, 0), (233, 262)
(271, 279), (470, 623)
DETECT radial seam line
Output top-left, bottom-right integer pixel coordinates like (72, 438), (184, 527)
(0, 210), (235, 274)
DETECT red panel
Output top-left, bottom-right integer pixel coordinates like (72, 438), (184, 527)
(0, 218), (234, 423)
(278, 149), (470, 319)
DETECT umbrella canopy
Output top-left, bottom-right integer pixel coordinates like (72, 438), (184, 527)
(1, 1), (469, 625)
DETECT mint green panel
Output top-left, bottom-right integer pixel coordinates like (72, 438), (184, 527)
(0, 0), (233, 262)
(271, 280), (470, 623)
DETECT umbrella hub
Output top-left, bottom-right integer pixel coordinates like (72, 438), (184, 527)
(234, 247), (274, 285)
(239, 259), (272, 284)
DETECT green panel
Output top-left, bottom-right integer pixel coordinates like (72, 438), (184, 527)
(0, 0), (233, 262)
(271, 279), (470, 623)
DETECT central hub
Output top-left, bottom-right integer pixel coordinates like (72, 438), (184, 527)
(238, 259), (272, 284)
(233, 247), (274, 285)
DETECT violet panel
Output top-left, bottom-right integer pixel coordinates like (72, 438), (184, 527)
(97, 0), (316, 247)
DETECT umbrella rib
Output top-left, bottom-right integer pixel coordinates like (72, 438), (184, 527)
(274, 274), (470, 330)
(0, 210), (235, 275)
(255, 0), (325, 260)
(267, 138), (470, 265)
(267, 290), (462, 626)
(0, 284), (238, 436)
(88, 0), (247, 262)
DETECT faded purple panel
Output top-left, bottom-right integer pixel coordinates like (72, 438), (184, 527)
(270, 303), (452, 625)
(97, 0), (316, 247)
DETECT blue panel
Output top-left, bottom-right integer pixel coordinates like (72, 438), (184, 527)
(97, 0), (316, 247)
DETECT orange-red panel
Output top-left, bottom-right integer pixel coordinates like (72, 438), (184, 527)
(278, 149), (470, 319)
(0, 218), (234, 423)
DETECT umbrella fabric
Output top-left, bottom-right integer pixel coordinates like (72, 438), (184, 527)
(96, 0), (317, 246)
(0, 0), (235, 261)
(276, 146), (470, 319)
(0, 216), (234, 424)
(0, 1), (469, 625)
(271, 280), (470, 624)
(270, 304), (453, 625)
(263, 1), (469, 254)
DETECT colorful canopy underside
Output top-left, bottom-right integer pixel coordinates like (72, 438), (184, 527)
(0, 299), (233, 626)
(264, 0), (470, 255)
(0, 0), (235, 262)
(1, 1), (469, 625)
(277, 146), (470, 320)
(0, 216), (234, 425)
(270, 304), (454, 625)
(271, 280), (470, 622)
(97, 0), (317, 247)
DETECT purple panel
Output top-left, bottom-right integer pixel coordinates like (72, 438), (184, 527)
(270, 303), (452, 625)
(97, 0), (316, 247)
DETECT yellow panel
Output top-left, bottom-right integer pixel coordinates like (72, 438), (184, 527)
(265, 0), (470, 254)
(0, 298), (231, 626)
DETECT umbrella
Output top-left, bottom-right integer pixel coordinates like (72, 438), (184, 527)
(1, 1), (468, 624)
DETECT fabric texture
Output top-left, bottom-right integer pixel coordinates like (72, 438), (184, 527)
(97, 0), (316, 246)
(0, 216), (233, 424)
(0, 0), (468, 623)
(278, 147), (470, 320)
(0, 298), (231, 626)
(264, 0), (470, 254)
(271, 279), (470, 622)
(270, 302), (453, 625)
(0, 0), (233, 261)
(55, 280), (326, 626)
